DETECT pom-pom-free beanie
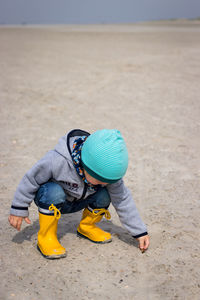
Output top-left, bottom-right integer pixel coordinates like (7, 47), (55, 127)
(81, 129), (128, 183)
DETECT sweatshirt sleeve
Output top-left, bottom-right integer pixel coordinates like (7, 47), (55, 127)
(107, 179), (148, 238)
(10, 151), (53, 217)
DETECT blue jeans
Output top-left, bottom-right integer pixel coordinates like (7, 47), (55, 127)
(34, 182), (111, 214)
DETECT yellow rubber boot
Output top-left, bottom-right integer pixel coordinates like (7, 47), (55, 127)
(37, 204), (66, 259)
(77, 208), (112, 243)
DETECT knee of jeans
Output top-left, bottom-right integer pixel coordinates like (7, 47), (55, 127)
(94, 188), (111, 208)
(35, 182), (66, 207)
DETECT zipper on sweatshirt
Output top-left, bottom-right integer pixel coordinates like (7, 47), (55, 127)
(80, 183), (87, 200)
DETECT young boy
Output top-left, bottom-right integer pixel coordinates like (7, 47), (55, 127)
(9, 129), (149, 259)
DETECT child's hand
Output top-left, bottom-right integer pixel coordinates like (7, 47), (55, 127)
(137, 234), (150, 253)
(8, 215), (31, 231)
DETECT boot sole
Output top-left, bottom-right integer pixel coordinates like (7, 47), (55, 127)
(77, 231), (112, 244)
(37, 245), (66, 259)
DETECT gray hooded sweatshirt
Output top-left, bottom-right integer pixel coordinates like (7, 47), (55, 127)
(10, 129), (147, 238)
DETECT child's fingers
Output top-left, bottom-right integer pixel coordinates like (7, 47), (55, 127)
(139, 239), (145, 250)
(8, 215), (23, 231)
(138, 235), (150, 252)
(24, 217), (31, 224)
(16, 218), (23, 231)
(8, 215), (17, 228)
(144, 237), (150, 249)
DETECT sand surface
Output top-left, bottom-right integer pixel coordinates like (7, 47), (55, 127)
(0, 20), (200, 300)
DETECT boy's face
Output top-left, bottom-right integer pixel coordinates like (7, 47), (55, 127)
(84, 170), (108, 186)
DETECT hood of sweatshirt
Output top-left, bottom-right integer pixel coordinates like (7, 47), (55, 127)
(54, 129), (90, 161)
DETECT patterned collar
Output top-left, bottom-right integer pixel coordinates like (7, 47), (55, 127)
(71, 136), (98, 192)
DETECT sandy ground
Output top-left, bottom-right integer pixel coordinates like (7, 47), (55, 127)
(0, 20), (200, 300)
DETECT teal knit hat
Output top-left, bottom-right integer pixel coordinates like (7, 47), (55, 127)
(81, 129), (128, 183)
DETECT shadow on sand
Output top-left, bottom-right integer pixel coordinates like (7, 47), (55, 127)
(12, 211), (138, 248)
